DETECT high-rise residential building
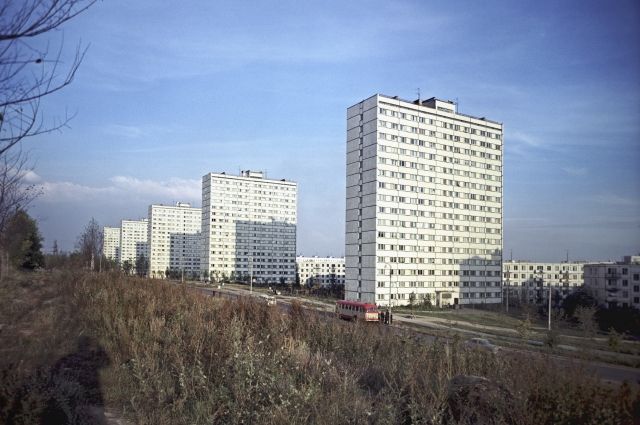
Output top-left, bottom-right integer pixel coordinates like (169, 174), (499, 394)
(103, 226), (120, 262)
(202, 170), (297, 284)
(296, 256), (345, 287)
(346, 94), (503, 307)
(584, 255), (640, 309)
(119, 219), (149, 268)
(503, 260), (584, 305)
(148, 202), (202, 279)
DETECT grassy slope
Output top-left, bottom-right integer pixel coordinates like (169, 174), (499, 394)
(1, 271), (638, 424)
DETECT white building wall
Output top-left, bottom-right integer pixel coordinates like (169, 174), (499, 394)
(346, 94), (503, 307)
(584, 256), (640, 309)
(202, 170), (297, 284)
(119, 219), (148, 267)
(148, 202), (201, 278)
(296, 256), (345, 287)
(103, 226), (120, 262)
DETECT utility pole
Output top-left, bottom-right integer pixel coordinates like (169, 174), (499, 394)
(249, 255), (253, 293)
(505, 270), (510, 313)
(548, 279), (552, 331)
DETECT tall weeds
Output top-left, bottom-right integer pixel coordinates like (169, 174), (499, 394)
(1, 272), (638, 424)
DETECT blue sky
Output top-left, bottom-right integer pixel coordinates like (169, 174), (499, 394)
(23, 0), (639, 261)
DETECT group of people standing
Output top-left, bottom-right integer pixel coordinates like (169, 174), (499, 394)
(378, 309), (393, 325)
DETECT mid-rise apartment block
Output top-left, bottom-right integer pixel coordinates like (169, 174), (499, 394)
(503, 260), (584, 304)
(584, 255), (640, 309)
(202, 170), (297, 284)
(346, 94), (503, 307)
(296, 256), (345, 287)
(103, 226), (120, 261)
(119, 219), (149, 267)
(148, 202), (201, 279)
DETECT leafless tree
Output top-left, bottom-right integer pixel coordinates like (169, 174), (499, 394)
(0, 150), (41, 235)
(0, 0), (96, 243)
(1, 0), (97, 156)
(76, 217), (102, 268)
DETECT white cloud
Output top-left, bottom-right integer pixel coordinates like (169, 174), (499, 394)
(38, 175), (201, 204)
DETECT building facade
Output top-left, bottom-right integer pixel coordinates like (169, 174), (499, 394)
(503, 260), (584, 305)
(103, 226), (120, 262)
(346, 94), (503, 307)
(202, 170), (297, 284)
(119, 219), (149, 268)
(583, 255), (640, 309)
(296, 256), (345, 287)
(148, 202), (201, 279)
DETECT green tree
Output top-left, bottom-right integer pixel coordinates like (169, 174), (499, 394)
(575, 306), (598, 339)
(2, 210), (44, 270)
(122, 260), (133, 275)
(135, 254), (148, 277)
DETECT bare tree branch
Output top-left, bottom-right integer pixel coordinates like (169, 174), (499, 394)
(0, 0), (95, 240)
(0, 0), (95, 156)
(0, 150), (41, 236)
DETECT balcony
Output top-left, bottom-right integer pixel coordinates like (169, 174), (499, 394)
(605, 271), (620, 280)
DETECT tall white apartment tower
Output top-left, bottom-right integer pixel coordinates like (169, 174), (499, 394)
(103, 226), (121, 262)
(202, 170), (297, 284)
(346, 94), (503, 307)
(148, 202), (202, 279)
(119, 219), (149, 267)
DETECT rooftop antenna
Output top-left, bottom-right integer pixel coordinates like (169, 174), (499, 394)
(566, 249), (569, 263)
(455, 97), (460, 112)
(417, 88), (421, 103)
(510, 249), (513, 261)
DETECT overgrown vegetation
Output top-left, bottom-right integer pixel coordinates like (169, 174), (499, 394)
(1, 272), (638, 424)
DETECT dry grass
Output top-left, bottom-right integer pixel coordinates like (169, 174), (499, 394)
(1, 271), (638, 424)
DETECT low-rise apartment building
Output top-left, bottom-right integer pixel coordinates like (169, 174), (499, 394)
(296, 256), (345, 287)
(583, 255), (640, 309)
(502, 260), (584, 304)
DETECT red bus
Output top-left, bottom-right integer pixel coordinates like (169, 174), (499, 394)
(336, 300), (380, 322)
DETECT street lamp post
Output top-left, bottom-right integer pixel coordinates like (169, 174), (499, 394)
(249, 256), (253, 293)
(548, 279), (552, 331)
(505, 270), (510, 314)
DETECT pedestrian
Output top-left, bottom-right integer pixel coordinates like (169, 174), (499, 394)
(389, 312), (393, 325)
(384, 309), (390, 325)
(379, 311), (383, 324)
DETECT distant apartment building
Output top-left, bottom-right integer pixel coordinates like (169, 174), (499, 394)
(202, 170), (297, 284)
(296, 256), (345, 287)
(583, 255), (640, 309)
(148, 202), (201, 279)
(503, 260), (584, 304)
(119, 219), (149, 267)
(346, 94), (503, 307)
(103, 226), (120, 262)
